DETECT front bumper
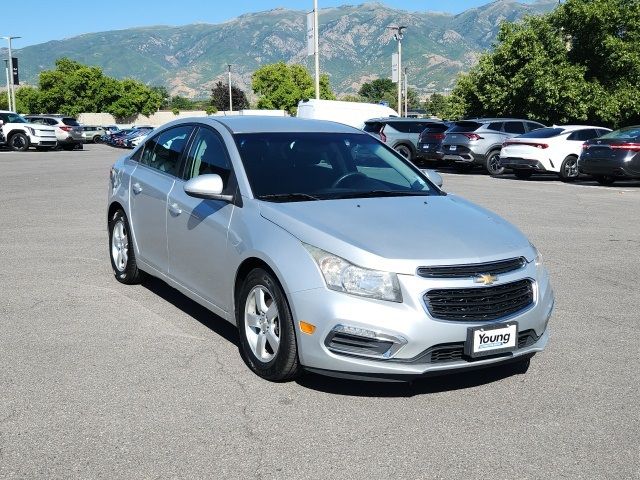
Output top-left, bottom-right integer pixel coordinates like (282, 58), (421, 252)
(290, 263), (554, 378)
(28, 133), (57, 147)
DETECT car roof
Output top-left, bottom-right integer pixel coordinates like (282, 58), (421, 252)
(551, 125), (610, 131)
(464, 118), (542, 123)
(172, 116), (365, 134)
(365, 117), (441, 123)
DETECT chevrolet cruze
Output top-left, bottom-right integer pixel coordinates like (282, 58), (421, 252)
(107, 117), (554, 382)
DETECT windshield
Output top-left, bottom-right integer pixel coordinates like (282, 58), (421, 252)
(517, 127), (565, 138)
(234, 132), (441, 201)
(600, 126), (640, 141)
(0, 112), (27, 124)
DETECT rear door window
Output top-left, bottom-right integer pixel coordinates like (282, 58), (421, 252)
(487, 122), (504, 132)
(525, 121), (545, 132)
(363, 122), (383, 133)
(62, 118), (80, 126)
(504, 122), (526, 134)
(567, 129), (598, 141)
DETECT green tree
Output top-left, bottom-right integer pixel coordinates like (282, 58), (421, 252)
(252, 62), (335, 114)
(448, 0), (640, 128)
(358, 78), (395, 103)
(210, 81), (250, 111)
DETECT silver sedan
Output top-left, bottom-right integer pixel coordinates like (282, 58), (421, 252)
(107, 117), (554, 382)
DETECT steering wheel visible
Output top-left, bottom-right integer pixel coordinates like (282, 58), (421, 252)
(331, 171), (367, 188)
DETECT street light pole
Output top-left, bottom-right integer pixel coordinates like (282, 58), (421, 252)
(313, 0), (320, 99)
(2, 36), (21, 112)
(227, 64), (233, 112)
(388, 26), (405, 117)
(404, 67), (408, 117)
(4, 60), (10, 111)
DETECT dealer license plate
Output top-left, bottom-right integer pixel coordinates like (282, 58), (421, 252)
(449, 145), (457, 151)
(465, 322), (517, 358)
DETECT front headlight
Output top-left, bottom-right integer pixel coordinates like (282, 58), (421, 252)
(529, 243), (542, 267)
(304, 244), (402, 302)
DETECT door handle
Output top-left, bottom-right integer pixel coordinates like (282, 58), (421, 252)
(168, 202), (182, 216)
(132, 182), (142, 194)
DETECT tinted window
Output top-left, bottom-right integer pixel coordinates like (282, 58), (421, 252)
(595, 129), (610, 137)
(567, 129), (597, 141)
(183, 127), (231, 185)
(62, 118), (80, 126)
(487, 122), (504, 132)
(1, 113), (27, 123)
(46, 119), (58, 126)
(518, 127), (565, 138)
(27, 117), (45, 124)
(140, 125), (192, 176)
(234, 132), (439, 201)
(504, 122), (526, 134)
(449, 121), (482, 133)
(600, 127), (640, 141)
(525, 122), (545, 132)
(363, 122), (383, 133)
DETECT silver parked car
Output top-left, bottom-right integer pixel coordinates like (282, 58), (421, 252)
(363, 118), (441, 162)
(107, 117), (554, 382)
(25, 114), (85, 150)
(442, 118), (545, 175)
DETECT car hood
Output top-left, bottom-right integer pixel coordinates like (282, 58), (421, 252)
(259, 195), (534, 275)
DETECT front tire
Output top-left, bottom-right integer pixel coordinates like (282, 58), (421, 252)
(8, 133), (29, 152)
(485, 150), (505, 176)
(559, 155), (579, 182)
(237, 268), (301, 381)
(108, 209), (143, 284)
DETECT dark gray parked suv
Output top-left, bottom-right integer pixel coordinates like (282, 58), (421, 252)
(442, 118), (545, 175)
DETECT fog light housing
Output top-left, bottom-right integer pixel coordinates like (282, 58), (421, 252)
(324, 324), (407, 360)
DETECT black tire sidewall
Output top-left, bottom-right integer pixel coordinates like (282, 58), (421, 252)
(237, 268), (299, 381)
(486, 151), (504, 176)
(560, 155), (578, 181)
(108, 209), (141, 284)
(10, 133), (29, 152)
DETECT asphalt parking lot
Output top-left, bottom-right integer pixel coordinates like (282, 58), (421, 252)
(1, 145), (638, 479)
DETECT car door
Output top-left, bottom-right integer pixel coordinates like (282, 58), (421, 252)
(129, 125), (194, 273)
(166, 125), (236, 312)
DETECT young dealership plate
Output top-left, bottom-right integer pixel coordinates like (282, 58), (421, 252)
(465, 322), (518, 358)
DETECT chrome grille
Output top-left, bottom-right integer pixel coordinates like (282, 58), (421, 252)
(424, 279), (534, 321)
(417, 257), (526, 279)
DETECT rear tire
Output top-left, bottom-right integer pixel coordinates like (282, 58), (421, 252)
(237, 268), (301, 382)
(8, 133), (29, 152)
(514, 170), (533, 180)
(108, 209), (143, 284)
(485, 150), (505, 176)
(559, 155), (579, 182)
(595, 175), (615, 186)
(394, 143), (413, 161)
(93, 135), (102, 143)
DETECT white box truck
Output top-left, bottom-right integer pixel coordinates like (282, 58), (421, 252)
(296, 99), (398, 130)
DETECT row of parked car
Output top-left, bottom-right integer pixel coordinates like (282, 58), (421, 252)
(100, 126), (154, 148)
(364, 116), (640, 185)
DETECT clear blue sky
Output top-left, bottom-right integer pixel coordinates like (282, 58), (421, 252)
(1, 1), (538, 48)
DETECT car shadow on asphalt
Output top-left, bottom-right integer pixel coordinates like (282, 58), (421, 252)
(140, 277), (526, 397)
(296, 365), (525, 397)
(141, 276), (240, 347)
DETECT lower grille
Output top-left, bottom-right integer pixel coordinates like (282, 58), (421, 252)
(326, 332), (393, 357)
(424, 279), (534, 321)
(394, 329), (540, 364)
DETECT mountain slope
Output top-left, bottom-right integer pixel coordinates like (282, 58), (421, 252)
(9, 0), (556, 98)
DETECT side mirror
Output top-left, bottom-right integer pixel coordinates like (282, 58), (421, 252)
(421, 169), (443, 188)
(184, 174), (234, 202)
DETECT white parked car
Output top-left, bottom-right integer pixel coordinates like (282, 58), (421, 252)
(500, 125), (611, 181)
(0, 111), (58, 151)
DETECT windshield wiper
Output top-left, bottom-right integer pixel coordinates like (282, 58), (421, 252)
(257, 193), (321, 202)
(332, 190), (431, 199)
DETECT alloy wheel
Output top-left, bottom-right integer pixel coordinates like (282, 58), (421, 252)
(111, 219), (129, 272)
(244, 286), (280, 362)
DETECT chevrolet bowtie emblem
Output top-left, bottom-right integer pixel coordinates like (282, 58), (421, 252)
(474, 273), (498, 285)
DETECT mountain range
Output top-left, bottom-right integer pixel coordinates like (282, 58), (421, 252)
(8, 1), (557, 99)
